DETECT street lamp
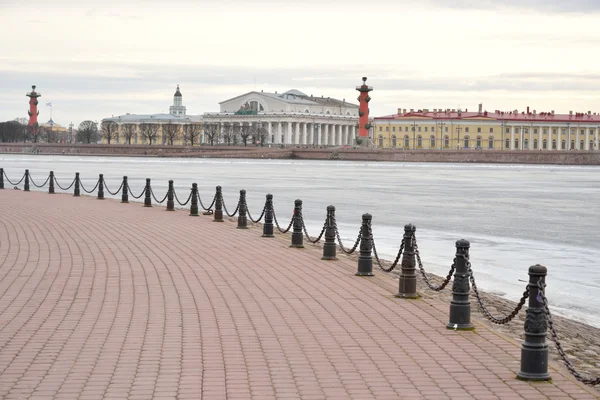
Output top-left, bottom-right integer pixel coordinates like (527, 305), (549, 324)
(411, 121), (418, 150)
(456, 125), (463, 150)
(437, 121), (446, 150)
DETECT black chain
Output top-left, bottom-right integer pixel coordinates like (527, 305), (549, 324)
(370, 224), (405, 272)
(302, 216), (326, 244)
(4, 171), (26, 186)
(247, 204), (266, 223)
(333, 217), (361, 254)
(413, 235), (455, 291)
(104, 179), (124, 196)
(198, 193), (216, 211)
(273, 208), (293, 234)
(29, 175), (50, 188)
(80, 178), (100, 194)
(222, 199), (240, 217)
(173, 188), (192, 206)
(128, 186), (146, 199)
(151, 187), (168, 204)
(539, 279), (599, 386)
(469, 262), (529, 324)
(54, 176), (76, 191)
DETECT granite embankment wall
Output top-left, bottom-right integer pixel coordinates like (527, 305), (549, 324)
(2, 143), (600, 165)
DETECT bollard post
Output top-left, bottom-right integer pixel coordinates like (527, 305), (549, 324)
(97, 174), (105, 199)
(144, 178), (152, 207)
(24, 169), (30, 191)
(121, 176), (129, 203)
(447, 239), (472, 330)
(290, 199), (304, 248)
(262, 194), (274, 238)
(48, 171), (55, 194)
(189, 183), (199, 216)
(213, 186), (223, 222)
(0, 168), (4, 189)
(166, 180), (175, 211)
(322, 205), (337, 260)
(396, 224), (418, 298)
(517, 265), (550, 381)
(356, 213), (374, 276)
(237, 190), (248, 229)
(74, 172), (80, 197)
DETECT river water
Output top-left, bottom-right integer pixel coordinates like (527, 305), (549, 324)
(2, 154), (600, 328)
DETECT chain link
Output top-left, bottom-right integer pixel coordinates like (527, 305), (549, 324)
(222, 199), (240, 217)
(333, 216), (361, 254)
(151, 187), (168, 204)
(413, 235), (455, 291)
(54, 176), (76, 191)
(80, 178), (100, 194)
(103, 179), (124, 196)
(273, 208), (293, 234)
(302, 216), (326, 244)
(199, 193), (216, 211)
(370, 224), (405, 272)
(4, 171), (26, 186)
(469, 262), (529, 324)
(29, 175), (50, 188)
(128, 186), (146, 199)
(538, 279), (599, 386)
(247, 204), (266, 223)
(173, 188), (192, 206)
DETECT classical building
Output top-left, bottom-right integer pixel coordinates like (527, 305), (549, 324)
(373, 104), (600, 151)
(203, 89), (360, 146)
(101, 85), (201, 145)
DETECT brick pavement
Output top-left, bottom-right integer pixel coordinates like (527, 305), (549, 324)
(0, 190), (598, 400)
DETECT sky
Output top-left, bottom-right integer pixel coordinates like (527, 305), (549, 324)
(1, 0), (600, 127)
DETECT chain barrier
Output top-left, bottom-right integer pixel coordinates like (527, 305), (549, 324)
(80, 178), (100, 194)
(469, 262), (529, 324)
(54, 176), (76, 191)
(332, 216), (361, 254)
(247, 204), (266, 223)
(128, 186), (146, 199)
(198, 193), (216, 211)
(538, 279), (599, 386)
(369, 224), (405, 272)
(301, 216), (326, 244)
(104, 179), (124, 196)
(29, 175), (50, 188)
(151, 187), (168, 204)
(413, 235), (455, 291)
(222, 199), (240, 217)
(4, 171), (26, 186)
(273, 208), (294, 234)
(173, 188), (192, 206)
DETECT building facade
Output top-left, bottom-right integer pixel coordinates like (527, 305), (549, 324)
(373, 105), (600, 151)
(203, 89), (360, 146)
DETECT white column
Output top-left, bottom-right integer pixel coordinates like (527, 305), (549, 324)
(557, 128), (562, 151)
(567, 127), (571, 150)
(267, 121), (272, 144)
(342, 125), (347, 146)
(323, 124), (329, 146)
(575, 128), (580, 150)
(510, 126), (515, 150)
(595, 129), (599, 150)
(276, 122), (282, 144)
(538, 127), (542, 150)
(315, 123), (320, 146)
(520, 126), (524, 150)
(585, 128), (590, 150)
(294, 122), (300, 145)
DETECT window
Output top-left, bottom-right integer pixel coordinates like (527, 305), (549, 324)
(378, 135), (383, 147)
(444, 136), (449, 148)
(524, 129), (528, 134)
(534, 139), (538, 149)
(386, 126), (389, 132)
(590, 129), (595, 135)
(505, 138), (510, 149)
(490, 128), (494, 133)
(476, 136), (481, 148)
(392, 135), (397, 147)
(418, 127), (421, 132)
(553, 129), (557, 135)
(488, 137), (494, 149)
(543, 129), (547, 135)
(591, 140), (595, 150)
(534, 129), (538, 134)
(515, 128), (520, 134)
(445, 127), (448, 132)
(392, 127), (396, 132)
(464, 136), (470, 148)
(430, 135), (435, 148)
(543, 139), (547, 149)
(506, 128), (510, 134)
(514, 139), (519, 149)
(581, 129), (585, 135)
(580, 140), (584, 149)
(571, 140), (575, 149)
(424, 127), (428, 132)
(561, 129), (566, 135)
(524, 138), (529, 149)
(417, 135), (422, 147)
(465, 127), (469, 133)
(405, 127), (409, 132)
(561, 140), (566, 149)
(404, 135), (409, 148)
(552, 140), (557, 149)
(477, 127), (481, 133)
(379, 126), (382, 132)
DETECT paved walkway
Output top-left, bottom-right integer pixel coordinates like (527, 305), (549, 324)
(0, 190), (597, 400)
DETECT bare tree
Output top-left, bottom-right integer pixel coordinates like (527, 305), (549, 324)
(122, 124), (137, 144)
(139, 123), (160, 145)
(101, 121), (118, 144)
(204, 123), (220, 146)
(77, 120), (99, 144)
(239, 124), (252, 146)
(222, 125), (239, 146)
(0, 120), (27, 142)
(161, 122), (180, 145)
(40, 126), (59, 143)
(183, 122), (202, 146)
(256, 124), (269, 146)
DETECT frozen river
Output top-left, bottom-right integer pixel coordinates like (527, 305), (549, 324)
(2, 154), (600, 327)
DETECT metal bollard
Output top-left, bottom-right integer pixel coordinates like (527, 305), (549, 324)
(517, 265), (550, 381)
(447, 239), (472, 330)
(290, 199), (304, 248)
(144, 178), (152, 207)
(97, 174), (105, 199)
(121, 176), (129, 203)
(396, 224), (418, 298)
(74, 172), (80, 197)
(213, 186), (223, 222)
(0, 168), (4, 189)
(237, 190), (248, 229)
(49, 171), (55, 194)
(166, 180), (175, 211)
(24, 169), (30, 191)
(262, 194), (274, 238)
(189, 183), (199, 216)
(322, 205), (337, 260)
(356, 213), (374, 276)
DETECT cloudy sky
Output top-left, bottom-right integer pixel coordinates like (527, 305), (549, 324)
(1, 0), (599, 127)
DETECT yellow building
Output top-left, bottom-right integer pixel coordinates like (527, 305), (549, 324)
(373, 105), (600, 151)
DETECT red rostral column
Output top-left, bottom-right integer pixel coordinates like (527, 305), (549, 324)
(356, 76), (372, 138)
(26, 85), (41, 133)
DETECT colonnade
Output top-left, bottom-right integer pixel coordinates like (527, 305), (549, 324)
(508, 126), (600, 151)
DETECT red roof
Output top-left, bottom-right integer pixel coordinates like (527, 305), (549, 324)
(374, 110), (600, 124)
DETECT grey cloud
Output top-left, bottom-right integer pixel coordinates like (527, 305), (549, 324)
(426, 0), (600, 12)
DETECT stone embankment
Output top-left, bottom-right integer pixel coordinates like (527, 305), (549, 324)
(2, 143), (600, 165)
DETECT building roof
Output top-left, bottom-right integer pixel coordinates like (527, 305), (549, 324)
(375, 108), (600, 124)
(174, 85), (182, 97)
(102, 113), (202, 123)
(220, 90), (359, 109)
